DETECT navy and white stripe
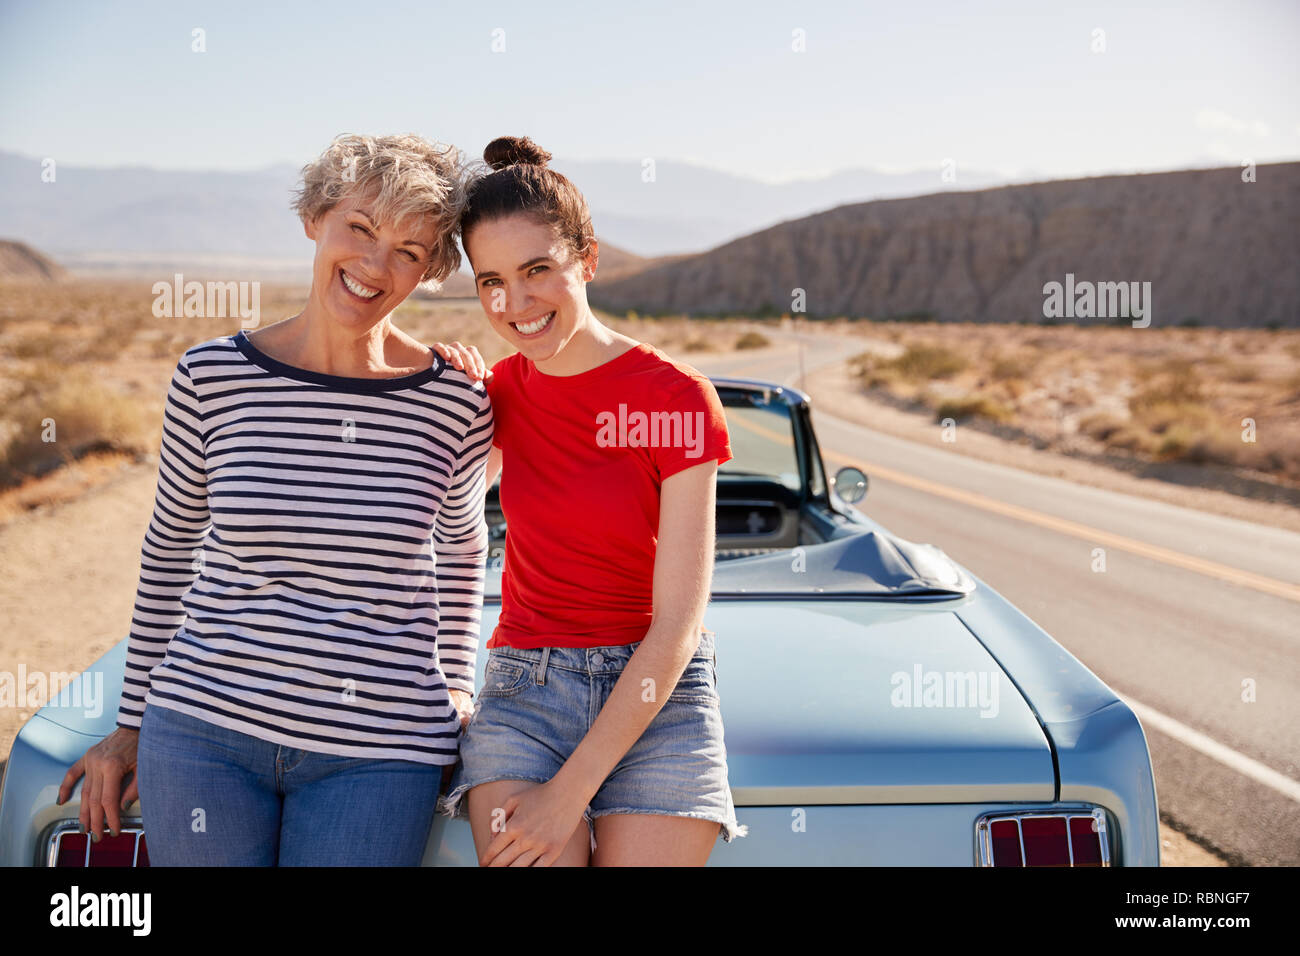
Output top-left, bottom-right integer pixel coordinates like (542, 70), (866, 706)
(116, 331), (493, 765)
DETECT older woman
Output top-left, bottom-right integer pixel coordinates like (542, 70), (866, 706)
(56, 134), (493, 865)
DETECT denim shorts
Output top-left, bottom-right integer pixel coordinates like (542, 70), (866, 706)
(438, 629), (747, 844)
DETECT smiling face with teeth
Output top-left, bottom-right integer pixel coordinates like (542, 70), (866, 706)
(466, 213), (599, 371)
(303, 189), (438, 335)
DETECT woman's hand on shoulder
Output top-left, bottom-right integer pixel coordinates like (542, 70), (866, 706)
(57, 726), (140, 842)
(432, 341), (490, 382)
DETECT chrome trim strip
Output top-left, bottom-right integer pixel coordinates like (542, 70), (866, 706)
(1091, 806), (1112, 867)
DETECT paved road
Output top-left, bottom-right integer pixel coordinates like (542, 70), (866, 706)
(696, 332), (1300, 866)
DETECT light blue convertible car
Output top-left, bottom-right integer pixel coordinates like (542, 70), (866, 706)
(0, 377), (1159, 866)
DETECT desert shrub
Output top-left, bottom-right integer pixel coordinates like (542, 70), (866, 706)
(988, 350), (1038, 381)
(885, 343), (968, 380)
(1130, 358), (1209, 430)
(734, 331), (770, 350)
(5, 361), (63, 401)
(0, 380), (152, 487)
(932, 393), (1012, 424)
(1220, 361), (1259, 384)
(1079, 412), (1128, 442)
(848, 351), (900, 387)
(1103, 425), (1158, 455)
(852, 343), (967, 385)
(1154, 422), (1240, 465)
(6, 327), (66, 360)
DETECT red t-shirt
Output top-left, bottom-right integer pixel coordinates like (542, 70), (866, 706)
(486, 343), (732, 648)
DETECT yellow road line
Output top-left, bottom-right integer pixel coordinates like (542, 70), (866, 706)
(724, 398), (1300, 603)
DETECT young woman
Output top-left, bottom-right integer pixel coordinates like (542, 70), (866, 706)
(58, 133), (493, 865)
(437, 136), (747, 866)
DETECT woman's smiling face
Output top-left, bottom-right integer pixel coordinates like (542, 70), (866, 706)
(465, 212), (595, 362)
(305, 189), (437, 331)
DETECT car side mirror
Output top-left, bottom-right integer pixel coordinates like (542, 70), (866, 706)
(832, 466), (868, 504)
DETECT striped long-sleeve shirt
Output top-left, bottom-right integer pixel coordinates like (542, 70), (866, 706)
(115, 330), (493, 765)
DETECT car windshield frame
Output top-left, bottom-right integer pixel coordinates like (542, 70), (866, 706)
(714, 382), (822, 507)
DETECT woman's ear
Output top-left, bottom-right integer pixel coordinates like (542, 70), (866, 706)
(582, 239), (599, 282)
(303, 214), (319, 241)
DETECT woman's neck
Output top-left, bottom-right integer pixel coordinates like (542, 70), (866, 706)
(533, 313), (640, 377)
(252, 304), (427, 378)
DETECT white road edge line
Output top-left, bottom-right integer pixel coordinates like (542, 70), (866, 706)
(1117, 694), (1300, 804)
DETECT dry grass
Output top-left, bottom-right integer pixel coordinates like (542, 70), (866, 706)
(0, 279), (303, 493)
(833, 316), (1300, 485)
(0, 377), (153, 486)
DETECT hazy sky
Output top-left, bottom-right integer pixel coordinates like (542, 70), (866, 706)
(2, 0), (1296, 182)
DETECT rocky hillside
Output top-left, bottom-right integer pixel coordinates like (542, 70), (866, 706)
(0, 239), (65, 280)
(591, 163), (1300, 328)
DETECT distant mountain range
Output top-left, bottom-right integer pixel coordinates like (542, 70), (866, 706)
(549, 158), (1015, 256)
(590, 163), (1300, 328)
(4, 149), (1295, 327)
(0, 149), (1017, 264)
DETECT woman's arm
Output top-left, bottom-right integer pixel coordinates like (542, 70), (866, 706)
(58, 352), (211, 840)
(115, 355), (211, 728)
(429, 341), (498, 490)
(433, 390), (494, 724)
(428, 341), (498, 721)
(484, 444), (502, 489)
(479, 458), (717, 866)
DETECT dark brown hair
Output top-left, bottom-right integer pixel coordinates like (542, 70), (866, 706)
(460, 135), (596, 265)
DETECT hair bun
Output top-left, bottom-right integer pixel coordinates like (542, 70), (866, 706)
(483, 136), (552, 171)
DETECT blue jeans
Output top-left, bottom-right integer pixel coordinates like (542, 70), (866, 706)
(136, 703), (442, 865)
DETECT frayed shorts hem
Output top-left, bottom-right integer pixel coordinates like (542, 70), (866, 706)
(437, 776), (747, 845)
(588, 806), (749, 843)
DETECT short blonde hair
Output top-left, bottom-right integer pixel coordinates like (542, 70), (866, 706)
(292, 133), (467, 285)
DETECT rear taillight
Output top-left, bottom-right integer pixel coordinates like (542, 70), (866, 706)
(46, 821), (150, 867)
(976, 807), (1111, 867)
